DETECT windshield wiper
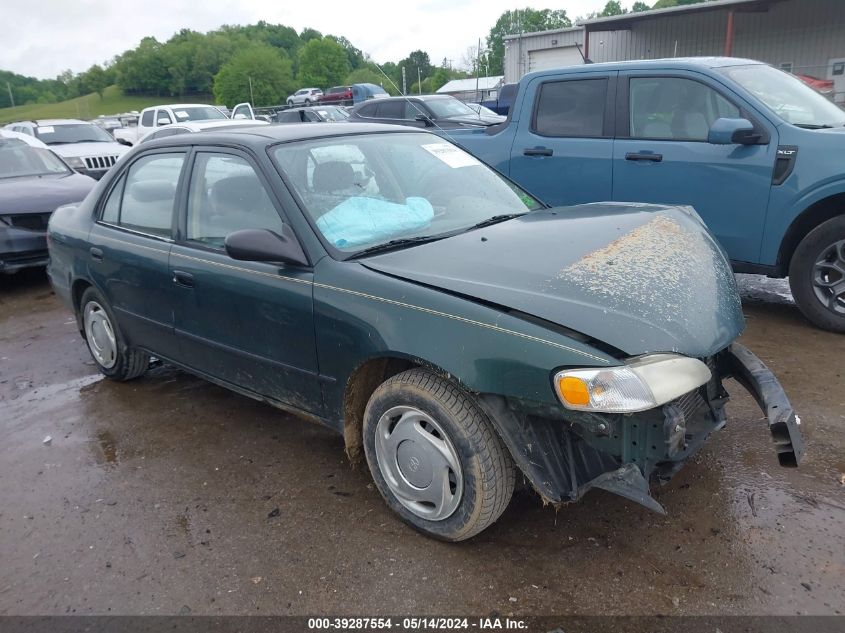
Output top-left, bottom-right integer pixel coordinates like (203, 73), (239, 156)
(793, 123), (834, 129)
(466, 213), (526, 230)
(351, 235), (444, 258)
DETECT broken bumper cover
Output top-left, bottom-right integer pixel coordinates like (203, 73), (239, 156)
(480, 344), (804, 514)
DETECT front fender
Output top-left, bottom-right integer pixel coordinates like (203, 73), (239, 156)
(313, 258), (618, 421)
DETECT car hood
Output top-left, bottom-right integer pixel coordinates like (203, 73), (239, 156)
(0, 173), (96, 214)
(48, 142), (128, 157)
(361, 203), (744, 359)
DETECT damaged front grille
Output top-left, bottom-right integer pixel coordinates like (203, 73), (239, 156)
(1, 212), (52, 232)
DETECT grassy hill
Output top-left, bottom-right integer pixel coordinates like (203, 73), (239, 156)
(0, 85), (215, 124)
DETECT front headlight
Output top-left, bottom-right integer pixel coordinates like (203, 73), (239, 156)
(554, 354), (711, 413)
(65, 156), (86, 169)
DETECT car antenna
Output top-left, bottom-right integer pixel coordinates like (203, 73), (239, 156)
(372, 63), (459, 144)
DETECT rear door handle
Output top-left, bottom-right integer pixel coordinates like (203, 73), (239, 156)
(90, 247), (103, 262)
(625, 152), (663, 162)
(172, 270), (194, 288)
(523, 147), (554, 157)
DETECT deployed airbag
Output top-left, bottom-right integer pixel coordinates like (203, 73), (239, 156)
(316, 196), (434, 248)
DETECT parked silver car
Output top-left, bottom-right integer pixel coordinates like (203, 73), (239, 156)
(286, 88), (323, 107)
(4, 119), (128, 180)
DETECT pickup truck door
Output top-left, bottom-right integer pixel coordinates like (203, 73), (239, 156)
(231, 102), (255, 120)
(508, 71), (616, 206)
(612, 70), (778, 263)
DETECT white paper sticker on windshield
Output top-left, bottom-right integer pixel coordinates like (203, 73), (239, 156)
(37, 126), (55, 134)
(421, 142), (480, 168)
(175, 111), (189, 119)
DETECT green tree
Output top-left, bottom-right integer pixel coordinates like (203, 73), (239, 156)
(600, 1), (627, 16)
(398, 50), (433, 85)
(297, 38), (351, 88)
(486, 9), (571, 75)
(213, 45), (294, 106)
(632, 1), (651, 10)
(653, 0), (711, 7)
(82, 64), (109, 98)
(345, 67), (387, 87)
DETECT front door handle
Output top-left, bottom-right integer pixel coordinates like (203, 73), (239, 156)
(625, 152), (663, 162)
(90, 247), (103, 262)
(172, 270), (194, 288)
(523, 147), (554, 157)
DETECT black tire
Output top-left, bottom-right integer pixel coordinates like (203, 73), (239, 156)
(286, 99), (293, 107)
(304, 98), (311, 105)
(789, 215), (845, 333)
(363, 368), (515, 541)
(79, 287), (149, 381)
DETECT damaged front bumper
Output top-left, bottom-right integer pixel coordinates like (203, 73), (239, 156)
(479, 343), (804, 514)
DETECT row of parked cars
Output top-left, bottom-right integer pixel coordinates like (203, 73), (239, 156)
(4, 56), (842, 541)
(286, 83), (390, 107)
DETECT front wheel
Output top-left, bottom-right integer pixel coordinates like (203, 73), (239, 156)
(789, 215), (845, 333)
(80, 287), (149, 380)
(363, 369), (515, 541)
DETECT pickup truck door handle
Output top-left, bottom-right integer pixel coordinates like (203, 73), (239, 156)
(172, 270), (194, 288)
(523, 147), (554, 157)
(625, 152), (663, 163)
(89, 247), (103, 262)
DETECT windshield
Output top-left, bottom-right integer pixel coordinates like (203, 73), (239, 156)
(720, 64), (845, 127)
(0, 139), (70, 179)
(172, 106), (227, 122)
(35, 123), (114, 144)
(315, 107), (350, 122)
(272, 132), (543, 256)
(426, 98), (478, 119)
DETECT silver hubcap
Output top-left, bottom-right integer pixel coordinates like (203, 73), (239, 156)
(83, 301), (117, 369)
(374, 406), (463, 521)
(812, 239), (845, 315)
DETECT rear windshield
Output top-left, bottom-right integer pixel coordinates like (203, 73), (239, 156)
(35, 123), (114, 144)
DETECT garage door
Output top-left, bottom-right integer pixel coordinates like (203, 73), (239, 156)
(528, 46), (584, 72)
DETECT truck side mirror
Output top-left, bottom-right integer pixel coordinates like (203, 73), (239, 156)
(156, 118), (171, 126)
(708, 118), (760, 145)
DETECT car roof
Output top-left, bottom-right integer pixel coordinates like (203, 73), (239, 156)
(32, 118), (90, 126)
(520, 56), (764, 82)
(141, 122), (423, 149)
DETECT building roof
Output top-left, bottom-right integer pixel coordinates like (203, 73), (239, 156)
(436, 76), (504, 94)
(503, 25), (584, 42)
(580, 0), (781, 29)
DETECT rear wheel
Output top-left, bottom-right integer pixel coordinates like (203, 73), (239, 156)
(80, 287), (149, 380)
(363, 369), (514, 541)
(789, 216), (845, 333)
(304, 98), (311, 105)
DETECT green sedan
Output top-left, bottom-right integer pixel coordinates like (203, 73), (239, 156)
(46, 123), (803, 540)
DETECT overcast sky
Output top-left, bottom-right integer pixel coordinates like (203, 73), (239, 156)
(3, 0), (609, 79)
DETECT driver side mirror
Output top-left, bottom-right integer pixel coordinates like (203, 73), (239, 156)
(708, 118), (760, 145)
(156, 117), (171, 126)
(415, 114), (434, 127)
(224, 226), (308, 267)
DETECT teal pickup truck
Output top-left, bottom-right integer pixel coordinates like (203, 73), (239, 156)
(448, 58), (845, 332)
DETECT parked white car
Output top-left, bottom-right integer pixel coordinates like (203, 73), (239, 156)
(5, 119), (128, 180)
(286, 88), (322, 107)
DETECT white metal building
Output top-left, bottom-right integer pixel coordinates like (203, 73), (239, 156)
(435, 76), (505, 102)
(504, 0), (845, 102)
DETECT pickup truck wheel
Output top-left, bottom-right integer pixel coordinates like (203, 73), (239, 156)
(789, 215), (845, 332)
(363, 368), (515, 541)
(80, 287), (149, 380)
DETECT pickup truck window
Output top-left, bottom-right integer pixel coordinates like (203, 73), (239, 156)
(141, 110), (154, 127)
(630, 77), (739, 141)
(533, 79), (607, 138)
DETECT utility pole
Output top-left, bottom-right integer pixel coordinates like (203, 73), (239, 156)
(248, 76), (255, 105)
(475, 37), (481, 103)
(401, 66), (407, 95)
(417, 67), (422, 94)
(6, 82), (14, 108)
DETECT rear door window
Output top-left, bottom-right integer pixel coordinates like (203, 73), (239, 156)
(533, 78), (608, 137)
(107, 153), (185, 237)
